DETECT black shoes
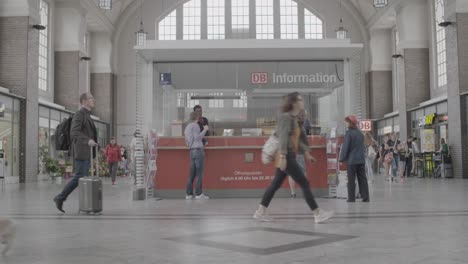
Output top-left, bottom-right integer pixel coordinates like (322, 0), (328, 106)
(347, 199), (369, 203)
(53, 197), (65, 213)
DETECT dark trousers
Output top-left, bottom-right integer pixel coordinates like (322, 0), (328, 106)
(347, 164), (369, 202)
(55, 160), (91, 201)
(261, 154), (319, 211)
(405, 156), (413, 176)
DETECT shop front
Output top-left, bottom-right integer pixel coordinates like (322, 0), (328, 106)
(409, 100), (448, 153)
(0, 93), (21, 182)
(38, 103), (110, 177)
(375, 113), (399, 146)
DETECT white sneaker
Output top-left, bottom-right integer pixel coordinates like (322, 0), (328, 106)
(314, 209), (334, 224)
(195, 194), (210, 200)
(253, 210), (273, 222)
(185, 195), (193, 200)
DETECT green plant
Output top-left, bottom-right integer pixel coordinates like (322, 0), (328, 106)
(45, 157), (60, 175)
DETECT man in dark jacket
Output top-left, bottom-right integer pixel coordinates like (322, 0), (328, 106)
(193, 105), (210, 143)
(53, 93), (98, 213)
(339, 115), (369, 203)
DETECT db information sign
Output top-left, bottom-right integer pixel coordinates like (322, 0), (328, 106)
(360, 120), (372, 132)
(251, 72), (268, 84)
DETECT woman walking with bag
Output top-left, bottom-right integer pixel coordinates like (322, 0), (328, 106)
(364, 133), (377, 183)
(253, 92), (334, 224)
(106, 137), (122, 185)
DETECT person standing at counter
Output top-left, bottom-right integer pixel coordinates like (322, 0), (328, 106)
(185, 112), (210, 200)
(339, 115), (369, 203)
(194, 105), (210, 140)
(253, 92), (334, 224)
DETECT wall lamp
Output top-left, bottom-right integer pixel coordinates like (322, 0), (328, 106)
(32, 24), (46, 30)
(392, 54), (403, 59)
(438, 21), (454, 27)
(80, 56), (91, 61)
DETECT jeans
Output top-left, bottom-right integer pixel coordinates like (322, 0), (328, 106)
(186, 148), (205, 196)
(261, 154), (319, 211)
(55, 160), (91, 201)
(365, 157), (375, 182)
(122, 159), (127, 175)
(392, 156), (399, 177)
(347, 164), (369, 202)
(296, 154), (306, 175)
(108, 162), (119, 182)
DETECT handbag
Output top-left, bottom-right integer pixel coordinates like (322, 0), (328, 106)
(384, 152), (394, 164)
(262, 133), (279, 164)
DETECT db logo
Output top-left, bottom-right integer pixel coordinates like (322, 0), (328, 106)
(251, 72), (268, 84)
(360, 120), (372, 132)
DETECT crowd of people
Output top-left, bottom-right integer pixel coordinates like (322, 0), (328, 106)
(1, 91), (452, 255)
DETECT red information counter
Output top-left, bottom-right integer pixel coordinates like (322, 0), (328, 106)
(155, 136), (328, 198)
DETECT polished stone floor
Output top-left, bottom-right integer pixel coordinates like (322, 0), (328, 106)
(1, 175), (468, 264)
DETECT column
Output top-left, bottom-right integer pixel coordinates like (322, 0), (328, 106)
(54, 1), (88, 111)
(368, 29), (393, 119)
(396, 0), (431, 140)
(445, 0), (468, 178)
(89, 32), (114, 132)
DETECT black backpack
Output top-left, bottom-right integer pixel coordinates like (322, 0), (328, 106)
(55, 114), (74, 151)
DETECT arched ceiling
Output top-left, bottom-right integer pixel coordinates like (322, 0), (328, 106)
(85, 0), (396, 32)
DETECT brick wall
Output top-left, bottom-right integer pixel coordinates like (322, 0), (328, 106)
(54, 51), (80, 111)
(90, 73), (114, 124)
(0, 17), (29, 93)
(367, 71), (392, 119)
(0, 16), (39, 182)
(397, 48), (431, 140)
(403, 49), (430, 109)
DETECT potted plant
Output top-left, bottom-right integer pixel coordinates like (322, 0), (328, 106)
(46, 157), (62, 184)
(38, 145), (50, 181)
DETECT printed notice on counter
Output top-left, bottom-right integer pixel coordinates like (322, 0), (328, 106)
(220, 171), (274, 182)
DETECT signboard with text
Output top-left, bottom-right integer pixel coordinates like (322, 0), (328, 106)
(159, 73), (172, 85)
(360, 120), (372, 132)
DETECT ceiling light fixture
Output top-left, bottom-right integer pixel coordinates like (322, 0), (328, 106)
(135, 0), (147, 46)
(374, 0), (388, 8)
(32, 24), (46, 30)
(336, 0), (349, 39)
(98, 0), (112, 10)
(438, 21), (453, 27)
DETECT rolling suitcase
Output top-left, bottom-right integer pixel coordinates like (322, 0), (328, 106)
(78, 146), (103, 214)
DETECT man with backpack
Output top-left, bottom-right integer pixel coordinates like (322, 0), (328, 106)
(53, 93), (98, 213)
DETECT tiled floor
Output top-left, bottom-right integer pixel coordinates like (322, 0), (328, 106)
(1, 175), (468, 264)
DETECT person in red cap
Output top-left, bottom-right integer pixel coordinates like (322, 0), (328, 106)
(339, 115), (370, 202)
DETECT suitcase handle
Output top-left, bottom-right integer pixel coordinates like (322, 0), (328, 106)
(90, 145), (99, 177)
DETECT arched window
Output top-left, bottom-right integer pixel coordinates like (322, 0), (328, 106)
(159, 10), (177, 40)
(39, 0), (49, 91)
(434, 0), (447, 88)
(158, 0), (324, 40)
(304, 8), (323, 39)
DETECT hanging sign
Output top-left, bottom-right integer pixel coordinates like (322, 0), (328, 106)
(159, 73), (172, 85)
(360, 120), (372, 132)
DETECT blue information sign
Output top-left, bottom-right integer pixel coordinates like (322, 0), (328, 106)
(159, 73), (172, 85)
